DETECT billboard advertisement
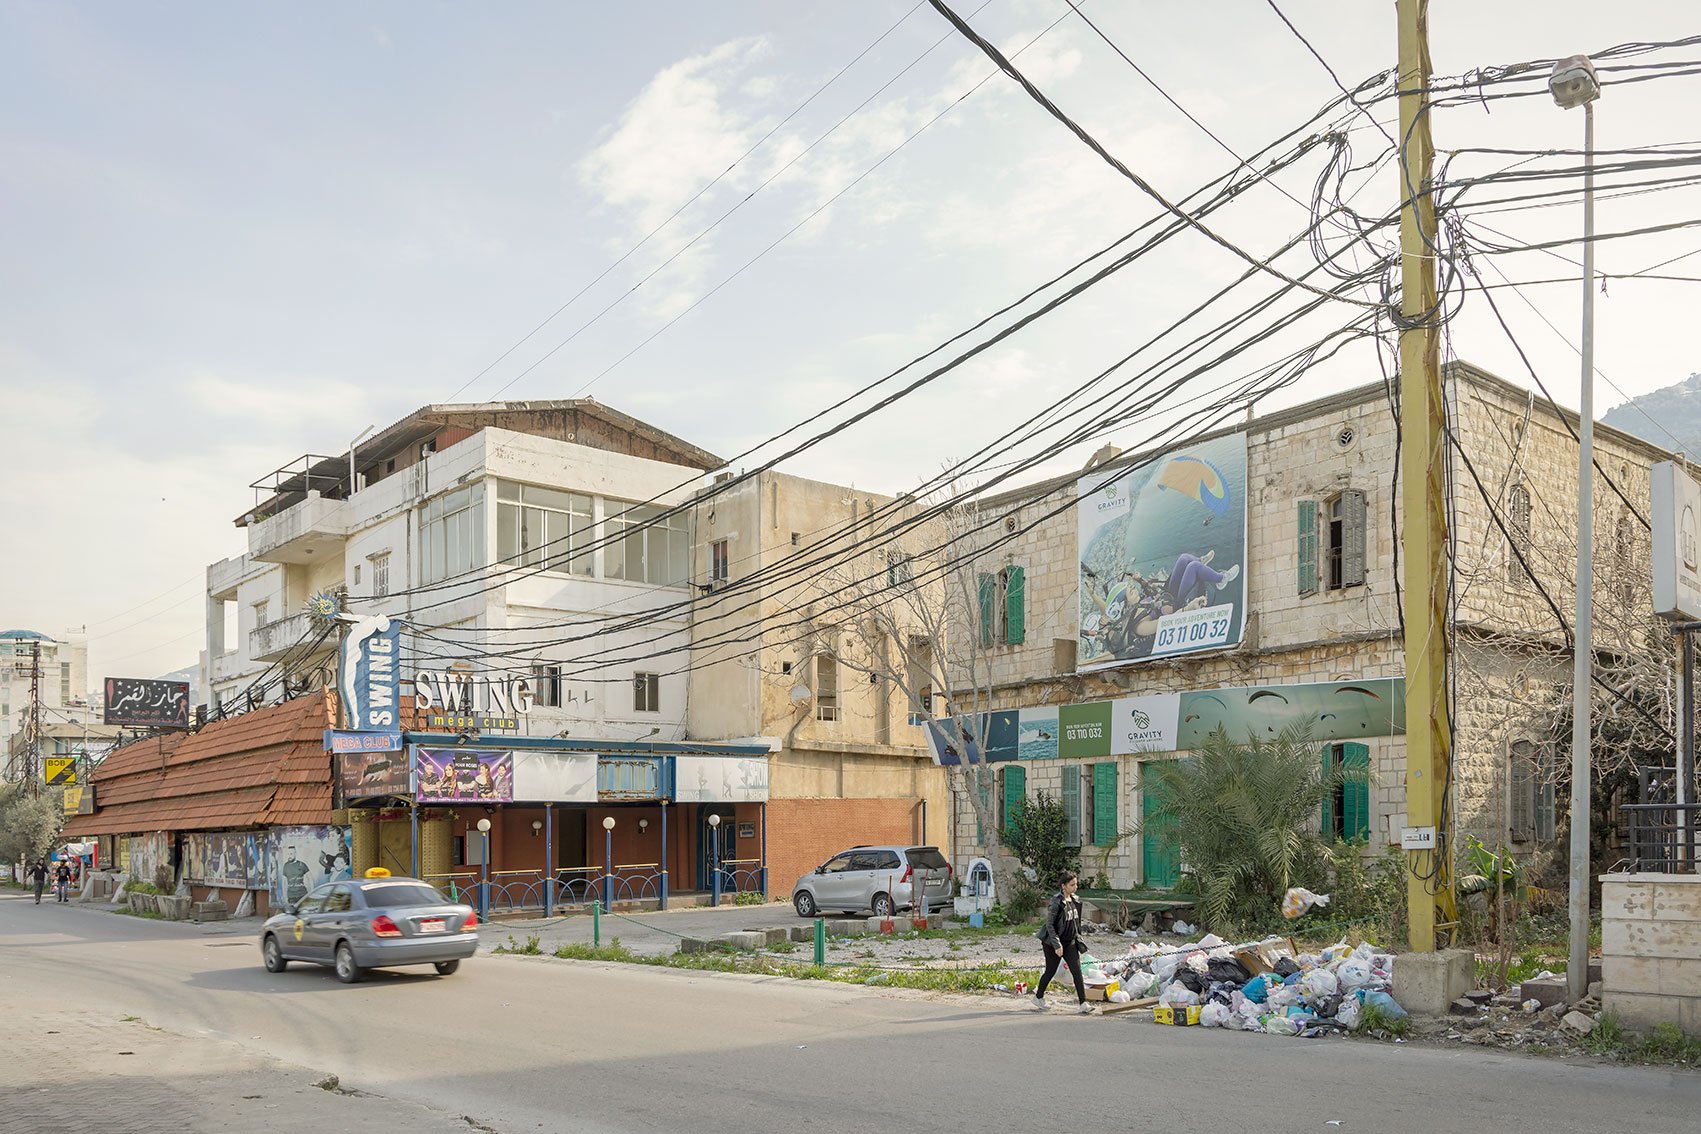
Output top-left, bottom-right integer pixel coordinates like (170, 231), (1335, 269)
(1652, 460), (1701, 621)
(104, 678), (191, 728)
(414, 748), (513, 803)
(674, 756), (770, 802)
(266, 826), (353, 907)
(1077, 433), (1248, 671)
(184, 831), (265, 890)
(339, 614), (401, 731)
(338, 748), (413, 799)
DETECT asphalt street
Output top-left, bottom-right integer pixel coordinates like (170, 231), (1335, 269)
(4, 892), (1699, 1134)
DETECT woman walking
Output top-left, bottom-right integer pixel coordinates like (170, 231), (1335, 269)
(1031, 870), (1094, 1014)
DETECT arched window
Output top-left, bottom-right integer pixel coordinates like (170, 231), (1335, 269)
(1507, 483), (1532, 584)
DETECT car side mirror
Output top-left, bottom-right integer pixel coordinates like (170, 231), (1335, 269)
(286, 903), (299, 916)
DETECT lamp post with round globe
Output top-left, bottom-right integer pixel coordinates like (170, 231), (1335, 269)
(475, 818), (491, 921)
(708, 813), (723, 906)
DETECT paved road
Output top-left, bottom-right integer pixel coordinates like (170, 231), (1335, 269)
(5, 893), (1699, 1134)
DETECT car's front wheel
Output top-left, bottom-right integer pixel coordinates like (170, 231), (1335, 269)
(794, 891), (817, 918)
(334, 941), (364, 984)
(433, 960), (460, 976)
(871, 892), (894, 917)
(262, 934), (287, 973)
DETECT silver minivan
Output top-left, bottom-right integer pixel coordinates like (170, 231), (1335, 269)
(792, 845), (953, 918)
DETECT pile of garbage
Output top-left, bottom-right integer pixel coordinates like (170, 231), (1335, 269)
(1081, 932), (1409, 1037)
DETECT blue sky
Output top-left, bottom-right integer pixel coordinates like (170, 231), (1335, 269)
(4, 1), (1696, 680)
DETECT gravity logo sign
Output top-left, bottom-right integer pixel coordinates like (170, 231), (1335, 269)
(1093, 479), (1129, 516)
(1131, 709), (1150, 730)
(340, 615), (401, 731)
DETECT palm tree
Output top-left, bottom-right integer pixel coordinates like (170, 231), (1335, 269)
(1146, 723), (1363, 932)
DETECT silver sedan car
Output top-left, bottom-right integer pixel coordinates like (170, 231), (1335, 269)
(260, 874), (478, 983)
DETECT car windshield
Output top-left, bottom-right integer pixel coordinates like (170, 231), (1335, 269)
(360, 883), (446, 908)
(906, 847), (950, 870)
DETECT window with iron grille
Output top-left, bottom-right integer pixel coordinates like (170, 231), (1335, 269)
(633, 672), (660, 713)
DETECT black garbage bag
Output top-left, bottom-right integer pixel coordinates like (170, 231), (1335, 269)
(1206, 958), (1252, 986)
(1273, 957), (1302, 978)
(1174, 967), (1206, 994)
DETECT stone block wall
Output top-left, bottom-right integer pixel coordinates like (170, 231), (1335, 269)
(1601, 873), (1701, 1035)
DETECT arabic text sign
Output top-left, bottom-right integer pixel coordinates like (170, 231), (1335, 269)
(104, 678), (190, 728)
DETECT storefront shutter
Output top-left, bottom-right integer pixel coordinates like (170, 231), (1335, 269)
(1297, 500), (1318, 596)
(1004, 566), (1026, 644)
(1093, 761), (1118, 846)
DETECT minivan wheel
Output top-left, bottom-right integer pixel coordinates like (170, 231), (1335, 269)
(334, 941), (364, 984)
(262, 934), (287, 973)
(871, 892), (894, 917)
(794, 891), (818, 918)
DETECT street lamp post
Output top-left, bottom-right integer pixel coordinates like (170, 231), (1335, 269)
(475, 818), (492, 922)
(708, 813), (723, 907)
(602, 816), (616, 911)
(1551, 53), (1602, 1006)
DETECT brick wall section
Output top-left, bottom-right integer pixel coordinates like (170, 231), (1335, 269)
(766, 797), (923, 903)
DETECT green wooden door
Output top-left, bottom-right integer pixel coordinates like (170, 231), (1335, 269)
(1140, 762), (1179, 889)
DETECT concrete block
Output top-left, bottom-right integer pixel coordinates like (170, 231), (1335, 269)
(828, 919), (865, 936)
(889, 917), (912, 934)
(1605, 917), (1701, 959)
(1392, 949), (1474, 1017)
(191, 900), (229, 923)
(1562, 1011), (1596, 1035)
(868, 917), (891, 934)
(678, 937), (713, 955)
(788, 925), (815, 943)
(159, 895), (191, 920)
(720, 932), (764, 951)
(1603, 989), (1682, 1032)
(744, 927), (788, 947)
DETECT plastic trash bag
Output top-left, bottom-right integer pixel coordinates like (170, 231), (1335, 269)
(1266, 985), (1300, 1011)
(1197, 933), (1227, 949)
(1362, 990), (1409, 1020)
(1158, 983), (1201, 1008)
(1109, 990), (1132, 1004)
(1282, 887), (1331, 919)
(1263, 1014), (1301, 1036)
(1337, 959), (1373, 991)
(1300, 969), (1339, 1005)
(1171, 921), (1196, 935)
(1152, 952), (1185, 984)
(1200, 1002), (1232, 1028)
(1335, 995), (1362, 1029)
(1185, 951), (1210, 974)
(1242, 974), (1270, 1003)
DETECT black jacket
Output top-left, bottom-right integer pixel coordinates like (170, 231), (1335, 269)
(1040, 890), (1083, 951)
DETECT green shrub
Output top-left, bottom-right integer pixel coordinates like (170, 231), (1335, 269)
(999, 791), (1079, 897)
(733, 891), (766, 906)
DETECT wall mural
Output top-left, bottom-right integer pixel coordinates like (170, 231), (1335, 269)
(184, 831), (265, 890)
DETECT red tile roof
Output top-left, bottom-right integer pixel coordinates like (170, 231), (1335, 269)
(63, 693), (335, 837)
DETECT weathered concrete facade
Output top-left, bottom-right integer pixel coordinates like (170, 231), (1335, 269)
(944, 363), (1672, 883)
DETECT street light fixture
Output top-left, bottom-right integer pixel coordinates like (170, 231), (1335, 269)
(602, 816), (616, 911)
(475, 818), (492, 921)
(708, 813), (723, 907)
(1551, 51), (1601, 1007)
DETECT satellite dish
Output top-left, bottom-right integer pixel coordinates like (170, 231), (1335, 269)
(788, 684), (813, 705)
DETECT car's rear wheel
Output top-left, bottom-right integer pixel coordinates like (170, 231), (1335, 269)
(262, 934), (287, 973)
(433, 960), (460, 976)
(334, 941), (364, 984)
(871, 892), (894, 917)
(794, 891), (817, 918)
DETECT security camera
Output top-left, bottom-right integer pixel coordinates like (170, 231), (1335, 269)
(1549, 55), (1600, 110)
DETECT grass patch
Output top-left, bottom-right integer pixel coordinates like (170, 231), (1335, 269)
(1355, 1001), (1412, 1039)
(1581, 1015), (1701, 1067)
(112, 907), (166, 920)
(548, 938), (1042, 993)
(493, 934), (544, 955)
(733, 892), (768, 907)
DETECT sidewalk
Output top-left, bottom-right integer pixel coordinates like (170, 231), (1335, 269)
(0, 1005), (487, 1134)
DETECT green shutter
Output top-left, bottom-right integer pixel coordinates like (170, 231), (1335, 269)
(1004, 566), (1026, 644)
(978, 573), (996, 647)
(1002, 765), (1026, 835)
(1092, 761), (1118, 846)
(1298, 500), (1318, 596)
(1322, 746), (1337, 839)
(1341, 742), (1370, 842)
(1340, 490), (1367, 587)
(1061, 765), (1081, 847)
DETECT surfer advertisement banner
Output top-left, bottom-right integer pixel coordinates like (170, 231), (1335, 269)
(1076, 432), (1248, 671)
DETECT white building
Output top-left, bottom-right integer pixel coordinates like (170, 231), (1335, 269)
(200, 400), (724, 744)
(0, 629), (98, 770)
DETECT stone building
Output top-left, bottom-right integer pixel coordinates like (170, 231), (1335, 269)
(935, 361), (1671, 888)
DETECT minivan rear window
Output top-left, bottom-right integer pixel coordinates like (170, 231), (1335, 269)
(906, 847), (949, 870)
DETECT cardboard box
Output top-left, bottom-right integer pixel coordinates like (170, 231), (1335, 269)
(1152, 1004), (1202, 1026)
(1084, 979), (1120, 1002)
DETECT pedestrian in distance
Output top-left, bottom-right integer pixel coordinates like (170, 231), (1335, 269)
(27, 859), (48, 904)
(55, 860), (73, 903)
(1031, 869), (1095, 1015)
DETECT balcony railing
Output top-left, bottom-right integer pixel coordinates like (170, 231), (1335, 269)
(248, 611), (327, 664)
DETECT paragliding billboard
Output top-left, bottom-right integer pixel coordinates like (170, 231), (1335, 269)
(1076, 432), (1248, 671)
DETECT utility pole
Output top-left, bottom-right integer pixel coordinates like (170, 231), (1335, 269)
(1397, 0), (1456, 952)
(23, 642), (43, 798)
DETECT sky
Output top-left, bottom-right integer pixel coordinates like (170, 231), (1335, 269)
(3, 1), (1697, 683)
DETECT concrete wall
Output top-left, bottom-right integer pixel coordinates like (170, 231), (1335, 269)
(1601, 872), (1701, 1035)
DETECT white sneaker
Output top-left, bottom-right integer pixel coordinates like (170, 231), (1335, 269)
(1030, 996), (1049, 1011)
(1077, 1002), (1097, 1015)
(1217, 564), (1240, 590)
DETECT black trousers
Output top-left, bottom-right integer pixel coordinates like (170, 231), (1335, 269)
(1037, 940), (1085, 1002)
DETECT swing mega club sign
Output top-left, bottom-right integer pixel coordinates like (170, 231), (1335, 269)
(1076, 432), (1248, 671)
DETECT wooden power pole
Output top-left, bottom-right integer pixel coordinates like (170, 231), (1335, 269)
(1397, 0), (1456, 952)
